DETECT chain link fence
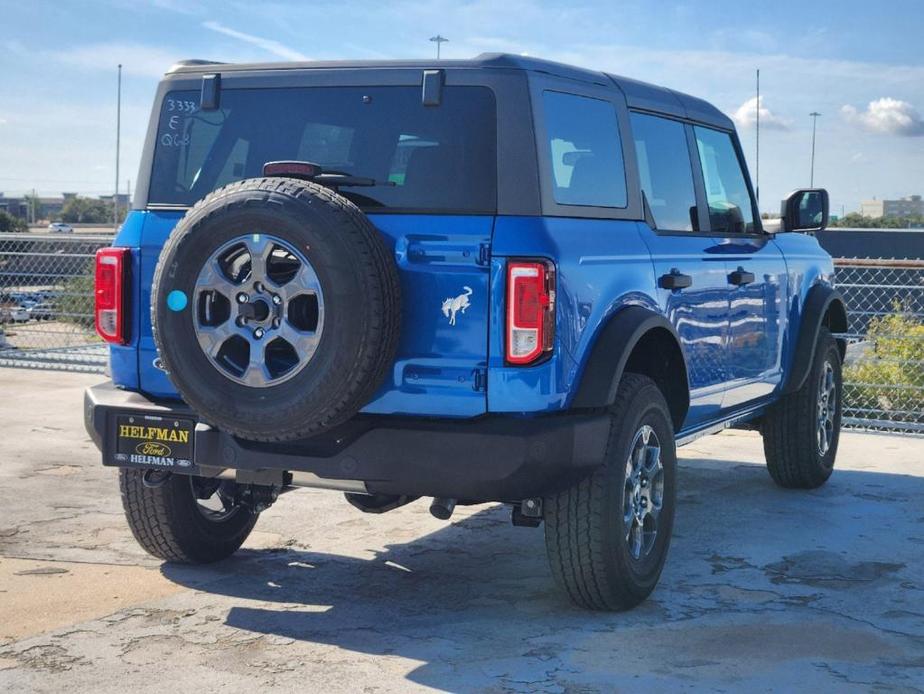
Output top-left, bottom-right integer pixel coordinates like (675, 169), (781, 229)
(0, 233), (112, 372)
(1, 233), (922, 434)
(835, 258), (924, 435)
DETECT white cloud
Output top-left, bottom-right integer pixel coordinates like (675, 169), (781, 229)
(731, 96), (790, 130)
(0, 118), (7, 126)
(202, 21), (309, 61)
(841, 98), (924, 137)
(47, 42), (184, 78)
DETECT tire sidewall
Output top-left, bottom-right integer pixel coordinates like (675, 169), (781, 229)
(602, 383), (677, 597)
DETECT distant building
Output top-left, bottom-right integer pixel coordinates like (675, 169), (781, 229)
(860, 195), (924, 219)
(0, 193), (27, 218)
(98, 193), (131, 209)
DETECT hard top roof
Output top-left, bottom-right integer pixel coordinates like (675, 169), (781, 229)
(167, 52), (733, 130)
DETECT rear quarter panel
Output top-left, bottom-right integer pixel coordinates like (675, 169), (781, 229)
(488, 216), (658, 412)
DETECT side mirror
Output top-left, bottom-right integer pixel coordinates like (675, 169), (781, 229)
(780, 189), (829, 233)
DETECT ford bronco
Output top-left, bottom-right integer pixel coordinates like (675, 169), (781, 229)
(85, 54), (846, 610)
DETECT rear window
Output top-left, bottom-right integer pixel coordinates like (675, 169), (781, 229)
(149, 86), (497, 212)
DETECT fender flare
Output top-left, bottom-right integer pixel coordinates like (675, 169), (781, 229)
(571, 306), (689, 428)
(782, 284), (848, 395)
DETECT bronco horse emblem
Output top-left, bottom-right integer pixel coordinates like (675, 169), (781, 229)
(441, 286), (473, 326)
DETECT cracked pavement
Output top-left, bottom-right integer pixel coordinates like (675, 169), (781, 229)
(1, 369), (923, 692)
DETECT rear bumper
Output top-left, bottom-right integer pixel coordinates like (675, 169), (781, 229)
(85, 381), (610, 501)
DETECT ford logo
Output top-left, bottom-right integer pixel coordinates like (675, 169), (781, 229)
(136, 441), (171, 457)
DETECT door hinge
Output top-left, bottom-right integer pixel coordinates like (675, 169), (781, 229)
(476, 242), (491, 266)
(472, 368), (487, 392)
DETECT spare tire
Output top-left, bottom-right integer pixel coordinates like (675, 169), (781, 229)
(151, 177), (400, 442)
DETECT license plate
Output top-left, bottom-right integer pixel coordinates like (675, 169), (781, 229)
(112, 414), (195, 469)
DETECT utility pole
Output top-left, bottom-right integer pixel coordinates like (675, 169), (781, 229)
(114, 63), (122, 228)
(429, 35), (448, 59)
(31, 187), (36, 225)
(809, 111), (821, 187)
(755, 68), (760, 203)
(127, 179), (132, 210)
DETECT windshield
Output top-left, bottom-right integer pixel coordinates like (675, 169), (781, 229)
(149, 85), (497, 212)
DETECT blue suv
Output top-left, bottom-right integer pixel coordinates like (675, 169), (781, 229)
(85, 54), (847, 610)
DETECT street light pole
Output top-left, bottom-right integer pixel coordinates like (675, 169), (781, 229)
(809, 111), (821, 187)
(429, 35), (448, 60)
(755, 68), (760, 203)
(114, 64), (122, 228)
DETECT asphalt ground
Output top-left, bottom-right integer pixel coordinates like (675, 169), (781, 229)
(0, 368), (922, 692)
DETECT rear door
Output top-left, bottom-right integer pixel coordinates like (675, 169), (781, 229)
(361, 214), (493, 417)
(629, 112), (730, 427)
(691, 125), (786, 407)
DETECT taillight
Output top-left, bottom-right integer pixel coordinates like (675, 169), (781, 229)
(94, 247), (130, 345)
(506, 260), (555, 365)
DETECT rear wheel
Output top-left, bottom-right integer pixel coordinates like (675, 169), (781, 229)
(544, 374), (677, 611)
(119, 470), (258, 563)
(762, 327), (842, 489)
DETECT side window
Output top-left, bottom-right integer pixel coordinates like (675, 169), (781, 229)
(542, 91), (627, 207)
(630, 112), (697, 231)
(693, 126), (756, 234)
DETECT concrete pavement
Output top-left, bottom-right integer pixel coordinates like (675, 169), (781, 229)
(0, 369), (923, 692)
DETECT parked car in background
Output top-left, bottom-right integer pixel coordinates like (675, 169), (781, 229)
(0, 305), (29, 323)
(27, 302), (56, 321)
(47, 222), (73, 233)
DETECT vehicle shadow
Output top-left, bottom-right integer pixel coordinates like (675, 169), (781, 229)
(160, 457), (924, 690)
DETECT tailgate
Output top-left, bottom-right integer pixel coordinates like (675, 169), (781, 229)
(136, 211), (492, 418)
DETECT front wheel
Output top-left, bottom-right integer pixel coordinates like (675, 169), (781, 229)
(120, 469), (259, 563)
(761, 327), (843, 489)
(544, 374), (677, 611)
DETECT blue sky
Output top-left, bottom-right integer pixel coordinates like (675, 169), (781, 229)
(1, 0), (922, 215)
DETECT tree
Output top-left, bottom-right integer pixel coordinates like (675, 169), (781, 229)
(61, 197), (112, 224)
(0, 210), (28, 233)
(831, 213), (924, 229)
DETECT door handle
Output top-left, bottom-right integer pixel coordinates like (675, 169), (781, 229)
(728, 267), (756, 286)
(658, 269), (693, 290)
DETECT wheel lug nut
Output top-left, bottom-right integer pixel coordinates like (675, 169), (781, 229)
(272, 318), (280, 329)
(254, 328), (264, 339)
(272, 294), (282, 305)
(254, 282), (264, 293)
(237, 293), (249, 304)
